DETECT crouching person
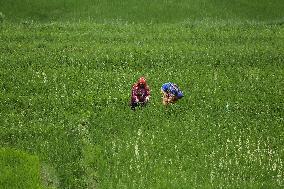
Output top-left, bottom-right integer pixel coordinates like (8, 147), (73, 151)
(161, 82), (184, 105)
(130, 77), (150, 110)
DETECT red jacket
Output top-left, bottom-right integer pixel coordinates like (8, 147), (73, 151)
(131, 83), (150, 100)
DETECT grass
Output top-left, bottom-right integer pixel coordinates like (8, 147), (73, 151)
(1, 0), (284, 23)
(0, 0), (284, 188)
(0, 148), (42, 188)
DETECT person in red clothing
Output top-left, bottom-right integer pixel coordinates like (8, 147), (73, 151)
(130, 77), (150, 110)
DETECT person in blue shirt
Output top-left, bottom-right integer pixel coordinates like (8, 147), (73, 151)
(161, 82), (184, 105)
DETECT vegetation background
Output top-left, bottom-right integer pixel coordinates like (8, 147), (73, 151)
(0, 0), (284, 188)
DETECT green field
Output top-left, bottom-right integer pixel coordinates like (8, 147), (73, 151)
(0, 0), (284, 188)
(1, 0), (284, 23)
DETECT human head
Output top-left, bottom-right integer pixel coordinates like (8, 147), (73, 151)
(176, 91), (184, 99)
(171, 89), (183, 99)
(138, 77), (146, 87)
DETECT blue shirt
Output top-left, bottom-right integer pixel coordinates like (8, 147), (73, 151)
(161, 82), (184, 99)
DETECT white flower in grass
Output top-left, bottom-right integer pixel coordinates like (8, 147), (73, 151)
(135, 144), (139, 157)
(137, 128), (142, 136)
(42, 72), (47, 83)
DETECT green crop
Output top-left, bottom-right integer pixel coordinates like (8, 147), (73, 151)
(0, 0), (284, 188)
(0, 148), (42, 188)
(1, 0), (284, 23)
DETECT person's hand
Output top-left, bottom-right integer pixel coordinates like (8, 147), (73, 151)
(145, 96), (150, 102)
(169, 95), (177, 103)
(134, 97), (139, 103)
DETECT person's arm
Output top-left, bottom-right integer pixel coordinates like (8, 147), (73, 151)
(145, 86), (150, 99)
(162, 91), (171, 102)
(147, 86), (151, 96)
(169, 95), (178, 103)
(132, 85), (139, 102)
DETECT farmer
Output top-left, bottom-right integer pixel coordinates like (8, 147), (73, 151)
(161, 82), (184, 105)
(130, 77), (151, 110)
